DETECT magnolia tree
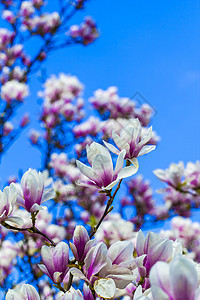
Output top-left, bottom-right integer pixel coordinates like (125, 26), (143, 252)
(0, 0), (200, 299)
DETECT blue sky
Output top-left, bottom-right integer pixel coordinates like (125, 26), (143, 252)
(0, 0), (199, 201)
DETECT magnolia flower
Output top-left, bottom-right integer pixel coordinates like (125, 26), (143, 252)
(20, 1), (35, 17)
(70, 240), (135, 298)
(185, 161), (200, 189)
(56, 287), (84, 300)
(38, 242), (69, 283)
(135, 231), (173, 277)
(1, 80), (29, 103)
(153, 162), (184, 188)
(16, 168), (55, 212)
(70, 225), (94, 261)
(5, 284), (40, 300)
(0, 183), (23, 226)
(76, 142), (138, 190)
(104, 118), (155, 164)
(150, 256), (200, 300)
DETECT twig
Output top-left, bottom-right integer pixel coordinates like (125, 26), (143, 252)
(2, 222), (56, 247)
(90, 179), (123, 239)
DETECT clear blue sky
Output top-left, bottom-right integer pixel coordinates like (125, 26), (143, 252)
(0, 0), (199, 200)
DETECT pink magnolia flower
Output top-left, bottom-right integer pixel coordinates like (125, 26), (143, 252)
(3, 121), (13, 136)
(5, 284), (40, 300)
(70, 225), (94, 262)
(68, 16), (99, 45)
(20, 113), (30, 127)
(32, 0), (44, 9)
(1, 80), (29, 103)
(38, 242), (69, 284)
(154, 162), (184, 188)
(0, 28), (15, 49)
(135, 230), (173, 277)
(76, 142), (138, 190)
(185, 161), (200, 190)
(70, 240), (135, 298)
(16, 168), (55, 212)
(104, 118), (155, 165)
(2, 10), (15, 24)
(0, 183), (23, 226)
(150, 256), (200, 300)
(20, 1), (35, 17)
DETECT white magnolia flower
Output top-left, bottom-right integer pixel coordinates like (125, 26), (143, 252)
(0, 183), (23, 226)
(6, 284), (40, 300)
(76, 142), (138, 190)
(104, 118), (155, 165)
(149, 256), (199, 300)
(1, 80), (29, 103)
(154, 162), (184, 188)
(16, 168), (55, 212)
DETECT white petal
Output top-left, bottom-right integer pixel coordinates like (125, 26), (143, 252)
(41, 187), (56, 203)
(118, 165), (138, 179)
(70, 267), (90, 284)
(114, 149), (126, 175)
(138, 145), (156, 157)
(30, 203), (46, 212)
(6, 216), (24, 226)
(149, 261), (171, 297)
(170, 256), (198, 299)
(92, 154), (113, 179)
(76, 160), (97, 181)
(87, 142), (110, 164)
(136, 230), (145, 256)
(129, 157), (139, 168)
(153, 169), (167, 181)
(94, 278), (116, 299)
(139, 126), (152, 146)
(151, 286), (169, 300)
(112, 131), (130, 153)
(103, 140), (120, 155)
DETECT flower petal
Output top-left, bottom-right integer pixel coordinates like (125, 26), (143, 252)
(114, 149), (126, 176)
(170, 256), (198, 300)
(41, 187), (56, 203)
(76, 160), (97, 181)
(117, 165), (138, 179)
(103, 140), (120, 155)
(138, 145), (156, 157)
(94, 278), (116, 299)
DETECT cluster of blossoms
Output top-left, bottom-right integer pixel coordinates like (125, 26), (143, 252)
(0, 0), (98, 162)
(1, 79), (29, 103)
(160, 216), (200, 263)
(46, 114), (166, 233)
(90, 86), (153, 125)
(39, 73), (84, 129)
(154, 161), (200, 216)
(1, 93), (200, 299)
(5, 221), (200, 299)
(22, 12), (60, 36)
(71, 85), (160, 158)
(1, 1), (200, 299)
(68, 16), (99, 45)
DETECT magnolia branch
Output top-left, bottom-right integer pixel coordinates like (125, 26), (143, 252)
(90, 178), (123, 239)
(2, 221), (56, 247)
